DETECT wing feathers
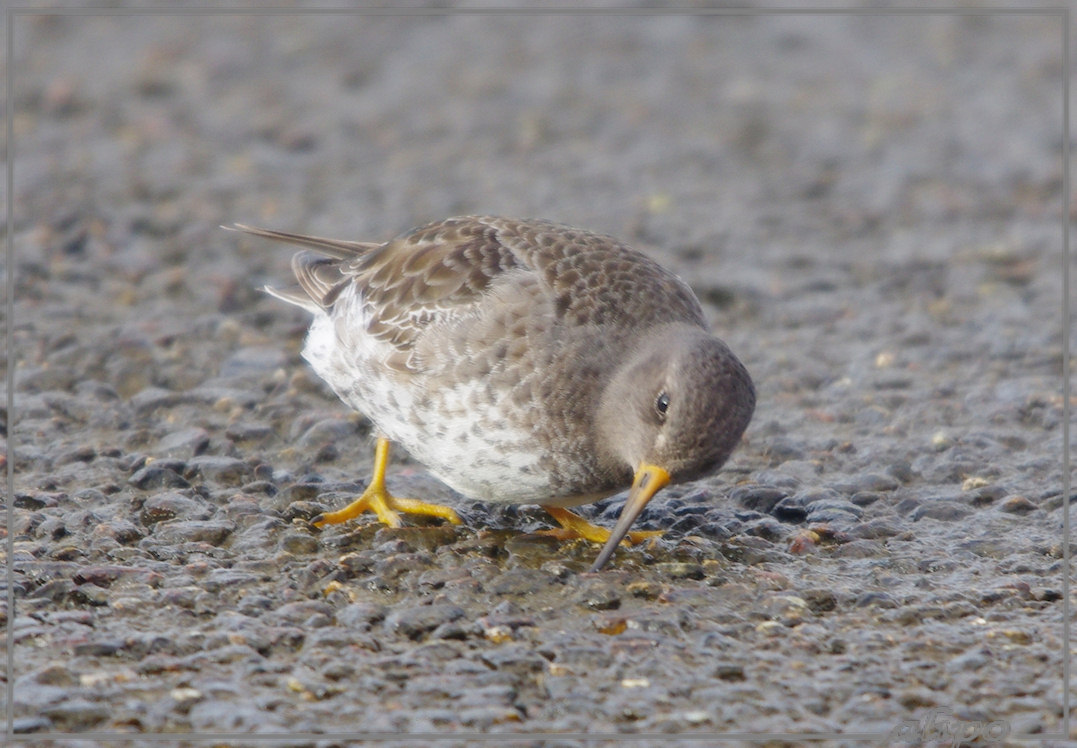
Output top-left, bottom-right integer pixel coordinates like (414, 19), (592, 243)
(225, 223), (379, 260)
(234, 216), (704, 364)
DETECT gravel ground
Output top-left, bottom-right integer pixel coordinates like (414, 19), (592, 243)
(5, 4), (1071, 744)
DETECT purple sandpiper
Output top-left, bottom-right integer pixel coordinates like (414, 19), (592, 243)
(229, 216), (755, 571)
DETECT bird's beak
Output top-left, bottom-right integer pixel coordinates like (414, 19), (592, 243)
(589, 462), (671, 572)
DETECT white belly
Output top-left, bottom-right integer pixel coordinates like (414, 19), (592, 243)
(302, 312), (556, 503)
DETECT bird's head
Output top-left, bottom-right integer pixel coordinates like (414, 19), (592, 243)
(592, 323), (755, 571)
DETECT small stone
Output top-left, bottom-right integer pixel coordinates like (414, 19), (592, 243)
(225, 421), (274, 442)
(39, 699), (109, 730)
(170, 686), (203, 703)
(152, 519), (235, 546)
(140, 492), (212, 525)
(54, 444), (96, 465)
(93, 519), (144, 544)
(277, 499), (327, 522)
(894, 497), (921, 515)
(741, 516), (787, 540)
(218, 346), (287, 378)
(729, 485), (787, 513)
(1032, 587), (1062, 602)
(839, 473), (900, 492)
(763, 436), (806, 461)
(50, 545), (84, 561)
(999, 495), (1037, 514)
(653, 562), (703, 580)
(574, 579), (622, 611)
(337, 603), (388, 630)
(897, 687), (938, 709)
(805, 500), (863, 524)
(155, 428), (211, 459)
(14, 493), (53, 510)
(886, 461), (915, 483)
(830, 539), (885, 558)
(384, 603), (465, 640)
(71, 584), (109, 606)
(771, 497), (808, 522)
(958, 539), (1010, 558)
(849, 519), (901, 539)
(296, 417), (361, 448)
(911, 501), (973, 522)
(279, 532), (320, 555)
(967, 484), (1007, 506)
(184, 456), (253, 486)
(129, 464), (190, 490)
(930, 431), (953, 450)
(272, 483), (324, 507)
(13, 717), (53, 733)
(73, 639), (123, 656)
(432, 621), (473, 640)
(764, 594), (809, 624)
(961, 475), (991, 491)
(801, 589), (838, 613)
(855, 591), (898, 608)
(29, 579), (77, 603)
(488, 568), (551, 596)
(713, 663), (746, 681)
(322, 662), (357, 681)
(27, 663), (77, 686)
(849, 491), (881, 506)
(987, 628), (1033, 645)
(483, 623), (515, 642)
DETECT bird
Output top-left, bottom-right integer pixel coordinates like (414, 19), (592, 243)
(227, 216), (755, 571)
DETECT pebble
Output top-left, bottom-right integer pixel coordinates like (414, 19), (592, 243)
(385, 604), (466, 640)
(129, 386), (194, 414)
(139, 491), (212, 524)
(763, 436), (807, 461)
(151, 519), (236, 546)
(278, 532), (320, 555)
(71, 584), (110, 606)
(155, 427), (211, 458)
(129, 464), (190, 490)
(184, 456), (253, 486)
(834, 473), (900, 493)
(910, 502), (974, 522)
(225, 420), (274, 442)
(72, 639), (124, 656)
(729, 485), (788, 513)
(801, 589), (838, 613)
(849, 491), (882, 506)
(39, 699), (110, 730)
(713, 663), (747, 681)
(24, 663), (78, 686)
(488, 568), (555, 596)
(573, 579), (623, 611)
(999, 495), (1038, 514)
(855, 591), (899, 608)
(13, 717), (53, 734)
(653, 562), (704, 580)
(804, 500), (863, 524)
(296, 417), (361, 448)
(336, 603), (388, 630)
(848, 519), (901, 539)
(218, 346), (288, 378)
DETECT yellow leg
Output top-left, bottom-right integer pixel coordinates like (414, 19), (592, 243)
(312, 438), (462, 528)
(541, 506), (662, 546)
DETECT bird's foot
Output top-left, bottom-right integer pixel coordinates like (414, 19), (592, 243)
(313, 484), (462, 528)
(540, 506), (662, 546)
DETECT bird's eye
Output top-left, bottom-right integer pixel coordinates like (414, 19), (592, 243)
(655, 392), (670, 419)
